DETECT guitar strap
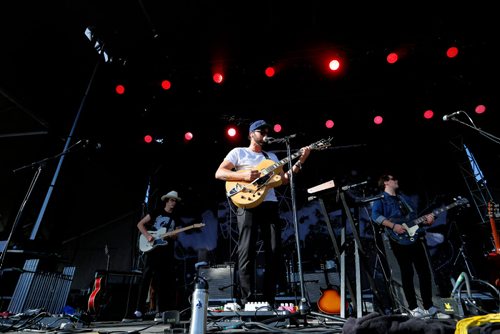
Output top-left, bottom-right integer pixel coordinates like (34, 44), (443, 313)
(261, 151), (270, 159)
(397, 194), (414, 217)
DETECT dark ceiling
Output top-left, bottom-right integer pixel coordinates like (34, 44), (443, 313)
(1, 2), (499, 245)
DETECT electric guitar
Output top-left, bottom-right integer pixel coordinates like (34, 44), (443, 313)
(386, 196), (469, 245)
(138, 223), (205, 253)
(88, 244), (110, 314)
(487, 201), (500, 287)
(225, 137), (333, 209)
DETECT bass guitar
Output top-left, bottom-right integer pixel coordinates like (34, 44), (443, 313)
(487, 201), (500, 287)
(386, 196), (469, 245)
(226, 137), (333, 209)
(138, 223), (205, 253)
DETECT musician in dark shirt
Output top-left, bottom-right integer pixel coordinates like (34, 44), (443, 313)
(132, 190), (183, 320)
(371, 174), (449, 319)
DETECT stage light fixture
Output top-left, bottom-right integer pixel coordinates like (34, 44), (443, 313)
(213, 72), (224, 84)
(84, 27), (112, 63)
(386, 52), (399, 64)
(265, 66), (276, 77)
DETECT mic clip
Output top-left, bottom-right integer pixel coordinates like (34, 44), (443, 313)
(265, 134), (297, 144)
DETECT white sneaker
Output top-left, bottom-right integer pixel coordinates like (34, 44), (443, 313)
(410, 307), (425, 317)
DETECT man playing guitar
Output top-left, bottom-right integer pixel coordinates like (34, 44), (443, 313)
(371, 174), (450, 319)
(215, 120), (311, 307)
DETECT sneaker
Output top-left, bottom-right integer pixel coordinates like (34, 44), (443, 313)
(426, 306), (451, 319)
(410, 307), (425, 317)
(121, 310), (143, 322)
(154, 313), (163, 322)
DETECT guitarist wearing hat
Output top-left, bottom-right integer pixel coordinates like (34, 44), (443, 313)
(130, 190), (184, 320)
(215, 120), (311, 307)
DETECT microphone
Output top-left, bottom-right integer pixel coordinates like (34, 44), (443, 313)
(263, 134), (297, 144)
(263, 136), (276, 143)
(442, 111), (462, 121)
(83, 139), (102, 150)
(355, 194), (384, 204)
(341, 180), (368, 191)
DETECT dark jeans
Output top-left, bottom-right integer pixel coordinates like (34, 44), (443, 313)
(390, 239), (434, 310)
(236, 201), (282, 305)
(136, 244), (177, 313)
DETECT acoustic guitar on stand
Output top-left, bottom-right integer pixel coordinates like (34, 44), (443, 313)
(88, 244), (110, 315)
(316, 261), (348, 315)
(226, 137), (332, 209)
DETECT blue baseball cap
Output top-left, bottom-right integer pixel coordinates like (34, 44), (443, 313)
(249, 120), (271, 133)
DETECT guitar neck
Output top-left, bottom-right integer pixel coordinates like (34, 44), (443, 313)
(262, 151), (302, 174)
(160, 224), (197, 239)
(489, 202), (500, 254)
(412, 203), (460, 226)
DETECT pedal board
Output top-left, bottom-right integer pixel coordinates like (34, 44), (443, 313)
(208, 309), (290, 318)
(207, 309), (291, 328)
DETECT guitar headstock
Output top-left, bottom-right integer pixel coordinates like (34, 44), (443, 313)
(454, 196), (469, 207)
(488, 201), (500, 219)
(309, 137), (333, 151)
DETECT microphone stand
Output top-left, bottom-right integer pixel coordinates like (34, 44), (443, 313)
(0, 140), (86, 274)
(281, 136), (345, 324)
(283, 135), (309, 315)
(450, 113), (500, 145)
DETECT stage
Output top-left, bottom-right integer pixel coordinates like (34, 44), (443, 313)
(0, 310), (466, 334)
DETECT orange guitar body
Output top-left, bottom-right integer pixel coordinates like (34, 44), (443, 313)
(317, 287), (343, 314)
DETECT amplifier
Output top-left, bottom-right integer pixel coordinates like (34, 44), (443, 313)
(199, 263), (235, 301)
(303, 270), (340, 304)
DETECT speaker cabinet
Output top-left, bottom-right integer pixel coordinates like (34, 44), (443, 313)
(303, 270), (340, 304)
(199, 264), (236, 302)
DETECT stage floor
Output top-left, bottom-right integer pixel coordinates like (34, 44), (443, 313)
(0, 311), (466, 334)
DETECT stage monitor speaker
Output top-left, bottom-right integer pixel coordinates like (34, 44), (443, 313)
(199, 263), (235, 302)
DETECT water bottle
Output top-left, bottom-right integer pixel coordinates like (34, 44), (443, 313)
(189, 263), (209, 334)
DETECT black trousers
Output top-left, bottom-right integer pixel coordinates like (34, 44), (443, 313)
(136, 244), (177, 313)
(236, 201), (282, 305)
(390, 238), (434, 310)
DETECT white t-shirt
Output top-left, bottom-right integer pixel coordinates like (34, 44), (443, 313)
(223, 147), (280, 202)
